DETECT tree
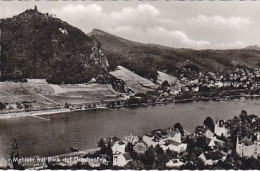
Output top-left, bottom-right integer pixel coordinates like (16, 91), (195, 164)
(0, 102), (5, 110)
(185, 136), (196, 153)
(10, 138), (20, 169)
(174, 122), (184, 136)
(155, 144), (164, 157)
(166, 149), (177, 159)
(98, 138), (106, 154)
(239, 110), (248, 122)
(155, 153), (169, 169)
(64, 102), (69, 108)
(203, 117), (215, 132)
(106, 143), (113, 164)
(161, 80), (170, 91)
(126, 160), (145, 170)
(141, 147), (155, 166)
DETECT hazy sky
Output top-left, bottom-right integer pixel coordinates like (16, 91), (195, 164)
(1, 1), (260, 49)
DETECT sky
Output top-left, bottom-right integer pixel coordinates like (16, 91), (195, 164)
(1, 1), (260, 50)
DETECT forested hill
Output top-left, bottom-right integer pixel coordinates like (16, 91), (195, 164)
(0, 7), (109, 84)
(1, 7), (260, 84)
(89, 29), (260, 81)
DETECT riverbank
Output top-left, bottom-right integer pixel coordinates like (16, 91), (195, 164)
(0, 108), (73, 119)
(1, 93), (260, 119)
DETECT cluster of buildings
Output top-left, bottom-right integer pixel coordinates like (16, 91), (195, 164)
(104, 114), (260, 169)
(193, 117), (260, 167)
(105, 127), (187, 168)
(166, 68), (260, 96)
(236, 132), (260, 158)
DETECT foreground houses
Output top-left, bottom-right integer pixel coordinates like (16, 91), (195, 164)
(113, 153), (132, 167)
(161, 139), (187, 153)
(214, 120), (230, 137)
(112, 141), (126, 154)
(166, 159), (185, 168)
(199, 151), (227, 166)
(236, 132), (260, 158)
(11, 111), (260, 170)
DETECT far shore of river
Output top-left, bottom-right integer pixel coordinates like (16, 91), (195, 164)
(1, 94), (260, 119)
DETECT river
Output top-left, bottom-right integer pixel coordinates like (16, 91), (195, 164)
(0, 98), (260, 158)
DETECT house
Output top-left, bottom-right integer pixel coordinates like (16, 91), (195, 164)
(214, 120), (230, 137)
(106, 136), (121, 146)
(166, 159), (185, 168)
(112, 141), (126, 154)
(0, 158), (8, 169)
(113, 153), (132, 167)
(205, 129), (214, 139)
(161, 140), (187, 153)
(143, 129), (168, 147)
(165, 128), (182, 143)
(206, 138), (216, 149)
(199, 151), (226, 166)
(152, 129), (168, 141)
(143, 134), (159, 147)
(236, 134), (260, 158)
(122, 134), (139, 145)
(195, 125), (212, 137)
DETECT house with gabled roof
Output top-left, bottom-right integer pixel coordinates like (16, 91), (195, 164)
(112, 141), (126, 154)
(214, 119), (230, 137)
(236, 133), (260, 158)
(122, 134), (139, 145)
(113, 153), (132, 167)
(165, 128), (182, 143)
(161, 139), (187, 153)
(199, 151), (226, 166)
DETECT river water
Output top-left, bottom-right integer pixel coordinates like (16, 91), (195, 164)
(0, 98), (260, 158)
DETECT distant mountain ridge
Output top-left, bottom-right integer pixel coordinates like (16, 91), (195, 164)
(89, 29), (260, 81)
(245, 45), (260, 51)
(1, 7), (109, 84)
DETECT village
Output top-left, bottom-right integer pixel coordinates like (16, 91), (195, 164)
(1, 110), (259, 169)
(1, 66), (260, 118)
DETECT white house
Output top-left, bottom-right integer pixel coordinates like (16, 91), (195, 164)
(165, 128), (182, 143)
(122, 134), (139, 145)
(205, 129), (214, 139)
(199, 151), (226, 166)
(161, 140), (187, 153)
(166, 159), (185, 168)
(112, 141), (126, 154)
(142, 135), (161, 147)
(113, 153), (132, 167)
(236, 134), (260, 158)
(207, 139), (216, 148)
(214, 120), (230, 137)
(142, 130), (168, 147)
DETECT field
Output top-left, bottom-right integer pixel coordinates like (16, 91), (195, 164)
(0, 81), (120, 106)
(110, 66), (159, 93)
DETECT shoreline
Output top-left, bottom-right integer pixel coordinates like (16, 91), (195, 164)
(0, 108), (72, 119)
(1, 94), (260, 119)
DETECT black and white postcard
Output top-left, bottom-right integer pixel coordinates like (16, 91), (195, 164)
(0, 1), (260, 170)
